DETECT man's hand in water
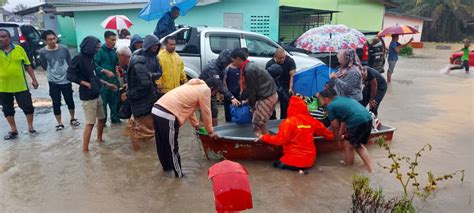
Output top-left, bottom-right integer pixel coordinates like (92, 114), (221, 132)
(209, 132), (218, 139)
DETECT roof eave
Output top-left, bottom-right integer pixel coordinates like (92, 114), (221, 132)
(55, 2), (146, 12)
(381, 0), (399, 8)
(385, 11), (433, 22)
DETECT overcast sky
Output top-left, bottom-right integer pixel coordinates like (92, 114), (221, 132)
(4, 0), (41, 11)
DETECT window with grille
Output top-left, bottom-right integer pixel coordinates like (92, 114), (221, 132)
(279, 6), (333, 43)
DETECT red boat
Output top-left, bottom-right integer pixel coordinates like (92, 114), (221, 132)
(198, 120), (395, 160)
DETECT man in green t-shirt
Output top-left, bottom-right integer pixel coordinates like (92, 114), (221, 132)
(318, 87), (374, 173)
(449, 39), (470, 74)
(0, 29), (39, 140)
(95, 31), (120, 124)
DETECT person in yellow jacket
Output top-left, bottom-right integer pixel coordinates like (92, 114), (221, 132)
(156, 36), (187, 94)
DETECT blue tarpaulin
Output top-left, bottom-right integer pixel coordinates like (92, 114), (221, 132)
(139, 0), (198, 21)
(293, 65), (336, 97)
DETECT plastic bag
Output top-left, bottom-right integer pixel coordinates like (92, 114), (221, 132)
(231, 104), (253, 125)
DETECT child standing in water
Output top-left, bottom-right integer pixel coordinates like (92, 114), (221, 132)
(448, 39), (471, 74)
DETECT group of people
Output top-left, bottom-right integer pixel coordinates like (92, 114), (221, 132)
(1, 6), (391, 177)
(254, 49), (386, 174)
(0, 26), (383, 177)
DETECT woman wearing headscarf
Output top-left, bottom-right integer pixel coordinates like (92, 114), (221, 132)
(124, 35), (161, 150)
(329, 49), (364, 101)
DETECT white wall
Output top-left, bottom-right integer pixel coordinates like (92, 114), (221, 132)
(382, 14), (424, 46)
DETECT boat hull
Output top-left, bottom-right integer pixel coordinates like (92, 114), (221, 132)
(198, 120), (395, 161)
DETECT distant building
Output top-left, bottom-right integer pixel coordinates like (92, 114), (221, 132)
(383, 11), (431, 48)
(0, 7), (12, 22)
(15, 0), (398, 47)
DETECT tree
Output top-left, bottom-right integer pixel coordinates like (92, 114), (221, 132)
(0, 0), (8, 7)
(390, 0), (474, 42)
(13, 3), (28, 12)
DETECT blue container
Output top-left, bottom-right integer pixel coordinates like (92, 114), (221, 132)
(293, 65), (336, 97)
(231, 104), (253, 125)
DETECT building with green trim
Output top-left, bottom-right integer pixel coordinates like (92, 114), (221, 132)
(14, 0), (397, 47)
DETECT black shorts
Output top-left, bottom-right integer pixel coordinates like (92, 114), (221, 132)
(451, 60), (470, 72)
(0, 90), (34, 117)
(347, 120), (372, 147)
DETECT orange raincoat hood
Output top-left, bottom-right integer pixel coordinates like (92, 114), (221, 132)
(262, 96), (334, 168)
(287, 96), (310, 118)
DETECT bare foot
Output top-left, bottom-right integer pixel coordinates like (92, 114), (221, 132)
(83, 148), (89, 152)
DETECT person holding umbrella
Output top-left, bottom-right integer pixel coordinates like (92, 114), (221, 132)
(154, 6), (180, 39)
(387, 34), (413, 83)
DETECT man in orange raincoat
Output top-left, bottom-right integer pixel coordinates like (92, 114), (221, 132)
(257, 96), (334, 171)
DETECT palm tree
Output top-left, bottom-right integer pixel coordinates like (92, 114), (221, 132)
(391, 0), (474, 42)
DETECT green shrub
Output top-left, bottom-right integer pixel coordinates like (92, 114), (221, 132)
(351, 175), (416, 213)
(399, 45), (414, 56)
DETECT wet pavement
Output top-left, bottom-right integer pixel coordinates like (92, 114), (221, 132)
(0, 43), (473, 212)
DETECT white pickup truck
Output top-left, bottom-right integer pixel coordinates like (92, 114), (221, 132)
(160, 26), (324, 79)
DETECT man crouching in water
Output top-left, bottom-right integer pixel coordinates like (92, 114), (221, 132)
(152, 78), (218, 178)
(257, 96), (333, 172)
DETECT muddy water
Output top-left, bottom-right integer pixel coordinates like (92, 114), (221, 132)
(0, 44), (473, 212)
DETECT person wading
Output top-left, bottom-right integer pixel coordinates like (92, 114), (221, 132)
(67, 36), (117, 152)
(156, 36), (187, 96)
(152, 79), (218, 178)
(199, 50), (234, 126)
(95, 31), (121, 124)
(387, 34), (413, 83)
(125, 36), (161, 151)
(318, 88), (374, 173)
(39, 30), (79, 131)
(0, 29), (39, 140)
(266, 48), (296, 119)
(242, 62), (278, 136)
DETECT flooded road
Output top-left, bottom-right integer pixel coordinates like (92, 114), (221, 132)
(1, 43), (473, 212)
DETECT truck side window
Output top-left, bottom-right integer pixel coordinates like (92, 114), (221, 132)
(209, 35), (240, 54)
(245, 36), (278, 58)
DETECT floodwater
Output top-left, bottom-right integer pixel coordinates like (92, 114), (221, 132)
(0, 43), (473, 212)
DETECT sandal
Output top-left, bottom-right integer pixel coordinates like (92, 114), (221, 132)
(70, 119), (80, 127)
(55, 125), (65, 131)
(4, 131), (18, 140)
(29, 129), (38, 134)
